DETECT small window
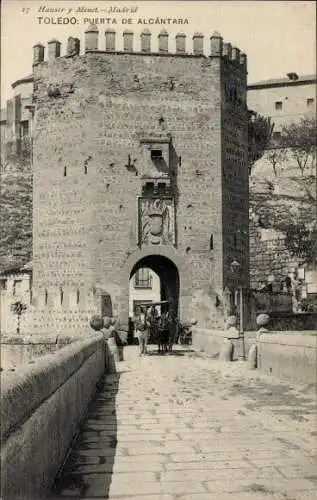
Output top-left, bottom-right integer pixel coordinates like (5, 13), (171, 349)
(143, 182), (154, 195)
(275, 101), (283, 110)
(63, 166), (67, 177)
(60, 288), (64, 305)
(45, 289), (48, 305)
(307, 98), (314, 107)
(151, 149), (162, 159)
(76, 289), (80, 304)
(157, 182), (166, 194)
(135, 268), (152, 288)
(272, 131), (281, 140)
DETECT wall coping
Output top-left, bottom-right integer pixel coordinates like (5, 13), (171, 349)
(258, 331), (317, 347)
(0, 333), (104, 443)
(0, 334), (74, 345)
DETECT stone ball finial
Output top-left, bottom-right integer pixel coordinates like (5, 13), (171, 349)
(90, 315), (104, 331)
(226, 315), (237, 328)
(256, 313), (270, 328)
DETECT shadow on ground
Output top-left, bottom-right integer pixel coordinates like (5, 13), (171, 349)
(228, 377), (316, 423)
(146, 348), (195, 357)
(52, 372), (120, 499)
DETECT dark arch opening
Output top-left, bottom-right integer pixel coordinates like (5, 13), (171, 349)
(129, 255), (180, 316)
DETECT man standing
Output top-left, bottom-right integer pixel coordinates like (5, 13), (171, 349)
(148, 305), (159, 343)
(134, 306), (150, 356)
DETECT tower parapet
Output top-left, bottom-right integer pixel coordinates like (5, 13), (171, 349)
(85, 23), (99, 51)
(32, 27), (247, 72)
(48, 39), (61, 61)
(123, 30), (133, 52)
(141, 29), (151, 52)
(175, 32), (186, 54)
(193, 33), (204, 55)
(105, 28), (116, 51)
(33, 43), (44, 64)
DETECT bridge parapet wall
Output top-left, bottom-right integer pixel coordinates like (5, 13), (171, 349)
(193, 328), (317, 386)
(257, 332), (317, 386)
(1, 333), (105, 500)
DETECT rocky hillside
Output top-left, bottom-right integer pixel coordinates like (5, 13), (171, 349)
(0, 151), (32, 273)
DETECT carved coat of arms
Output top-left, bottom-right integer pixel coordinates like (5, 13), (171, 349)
(139, 198), (175, 246)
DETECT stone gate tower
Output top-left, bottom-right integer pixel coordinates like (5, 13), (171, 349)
(31, 27), (249, 335)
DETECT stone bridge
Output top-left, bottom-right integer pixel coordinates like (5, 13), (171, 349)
(1, 332), (316, 500)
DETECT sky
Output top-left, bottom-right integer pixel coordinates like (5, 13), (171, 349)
(1, 0), (316, 104)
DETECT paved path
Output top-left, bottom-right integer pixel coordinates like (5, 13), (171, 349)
(55, 345), (316, 500)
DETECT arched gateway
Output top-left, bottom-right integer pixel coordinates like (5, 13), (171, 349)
(130, 256), (180, 315)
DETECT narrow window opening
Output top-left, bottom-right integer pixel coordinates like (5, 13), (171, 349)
(76, 289), (80, 304)
(84, 165), (87, 174)
(233, 233), (237, 249)
(64, 166), (67, 176)
(60, 288), (64, 305)
(209, 234), (213, 250)
(20, 120), (29, 138)
(13, 280), (22, 296)
(45, 289), (48, 305)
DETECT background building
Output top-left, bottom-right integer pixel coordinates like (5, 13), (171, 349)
(247, 73), (316, 137)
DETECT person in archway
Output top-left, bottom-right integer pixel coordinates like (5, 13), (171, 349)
(134, 306), (150, 356)
(167, 309), (177, 352)
(147, 304), (159, 344)
(157, 307), (169, 354)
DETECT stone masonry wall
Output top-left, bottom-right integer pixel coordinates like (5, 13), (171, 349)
(221, 57), (249, 289)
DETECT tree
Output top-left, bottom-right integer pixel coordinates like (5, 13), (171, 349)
(279, 117), (316, 176)
(10, 301), (27, 334)
(248, 111), (275, 175)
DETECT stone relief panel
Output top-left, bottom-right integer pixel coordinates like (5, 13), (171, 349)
(138, 197), (175, 246)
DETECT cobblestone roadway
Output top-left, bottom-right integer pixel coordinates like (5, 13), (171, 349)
(55, 345), (316, 500)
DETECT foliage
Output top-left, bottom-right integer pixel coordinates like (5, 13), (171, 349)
(266, 149), (285, 177)
(284, 223), (317, 265)
(248, 111), (275, 175)
(10, 301), (27, 334)
(279, 117), (316, 176)
(4, 137), (32, 169)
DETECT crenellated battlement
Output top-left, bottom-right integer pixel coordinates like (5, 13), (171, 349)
(33, 26), (247, 71)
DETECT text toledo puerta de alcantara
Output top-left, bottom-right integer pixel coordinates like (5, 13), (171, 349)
(34, 5), (190, 25)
